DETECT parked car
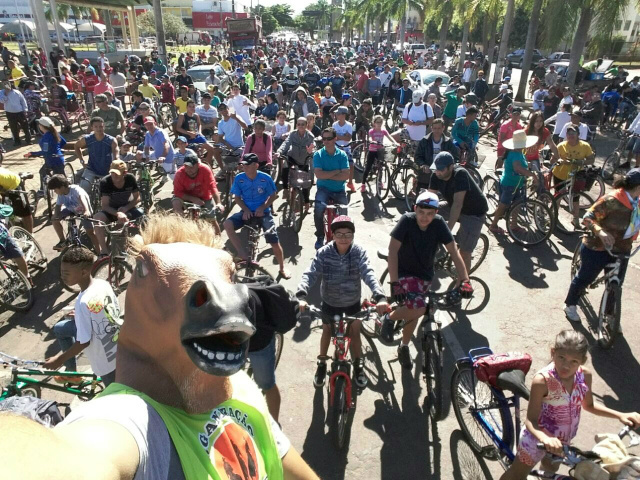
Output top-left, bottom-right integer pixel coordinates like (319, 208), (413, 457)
(407, 44), (428, 56)
(187, 64), (232, 94)
(545, 51), (570, 65)
(408, 69), (451, 96)
(506, 49), (544, 68)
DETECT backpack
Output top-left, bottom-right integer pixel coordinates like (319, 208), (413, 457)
(0, 396), (64, 427)
(248, 133), (268, 153)
(407, 102), (430, 118)
(247, 282), (300, 334)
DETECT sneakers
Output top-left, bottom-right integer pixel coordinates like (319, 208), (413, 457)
(354, 358), (368, 388)
(313, 360), (327, 387)
(398, 345), (412, 369)
(347, 181), (356, 193)
(379, 313), (395, 343)
(53, 239), (67, 251)
(314, 238), (324, 250)
(564, 305), (581, 323)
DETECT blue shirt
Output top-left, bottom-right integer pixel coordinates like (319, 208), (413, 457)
(32, 131), (66, 169)
(230, 171), (276, 212)
(500, 151), (528, 188)
(144, 128), (174, 164)
(218, 117), (244, 149)
(313, 147), (349, 193)
(85, 133), (115, 176)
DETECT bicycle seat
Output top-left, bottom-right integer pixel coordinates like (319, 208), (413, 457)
(18, 172), (33, 180)
(496, 369), (530, 401)
(377, 249), (388, 260)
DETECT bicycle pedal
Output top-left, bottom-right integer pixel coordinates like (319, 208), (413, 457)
(479, 446), (499, 459)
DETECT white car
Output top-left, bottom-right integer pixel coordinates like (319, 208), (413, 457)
(408, 69), (451, 96)
(187, 64), (233, 94)
(408, 44), (428, 56)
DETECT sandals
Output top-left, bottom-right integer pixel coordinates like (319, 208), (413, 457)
(489, 225), (505, 235)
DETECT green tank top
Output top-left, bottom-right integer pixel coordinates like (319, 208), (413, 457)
(99, 373), (283, 480)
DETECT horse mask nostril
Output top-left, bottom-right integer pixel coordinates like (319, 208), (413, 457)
(193, 284), (210, 308)
(184, 280), (255, 331)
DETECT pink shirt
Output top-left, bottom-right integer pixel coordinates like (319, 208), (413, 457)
(243, 132), (273, 165)
(497, 120), (523, 157)
(94, 81), (114, 97)
(368, 128), (388, 151)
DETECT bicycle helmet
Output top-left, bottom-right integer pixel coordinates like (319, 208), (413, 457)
(330, 215), (355, 233)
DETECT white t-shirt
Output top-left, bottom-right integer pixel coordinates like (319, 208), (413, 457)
(456, 104), (467, 119)
(74, 279), (121, 376)
(57, 184), (92, 215)
(432, 137), (443, 156)
(402, 102), (434, 141)
(195, 105), (218, 123)
(332, 121), (353, 147)
(549, 111), (571, 135)
(559, 122), (589, 141)
(379, 71), (392, 88)
(227, 94), (253, 126)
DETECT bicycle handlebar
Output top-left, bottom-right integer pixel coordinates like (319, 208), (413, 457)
(0, 351), (44, 367)
(304, 304), (376, 322)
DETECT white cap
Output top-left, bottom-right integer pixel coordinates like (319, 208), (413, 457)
(38, 116), (55, 128)
(500, 84), (508, 91)
(412, 90), (422, 103)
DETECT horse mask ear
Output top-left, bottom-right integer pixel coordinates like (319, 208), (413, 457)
(181, 280), (256, 377)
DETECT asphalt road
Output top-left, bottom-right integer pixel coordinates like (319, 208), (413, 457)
(1, 102), (639, 479)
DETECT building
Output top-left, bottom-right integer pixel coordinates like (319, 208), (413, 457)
(611, 3), (640, 55)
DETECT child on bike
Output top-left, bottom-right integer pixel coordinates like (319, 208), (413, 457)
(361, 114), (397, 193)
(43, 247), (121, 386)
(296, 216), (388, 389)
(0, 206), (33, 287)
(500, 330), (640, 480)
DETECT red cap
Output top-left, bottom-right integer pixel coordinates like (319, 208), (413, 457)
(143, 116), (155, 124)
(82, 59), (90, 65)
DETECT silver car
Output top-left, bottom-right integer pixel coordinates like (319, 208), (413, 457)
(186, 64), (233, 94)
(408, 69), (451, 96)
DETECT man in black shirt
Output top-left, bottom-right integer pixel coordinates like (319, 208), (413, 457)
(174, 67), (194, 89)
(414, 119), (459, 190)
(542, 89), (561, 120)
(382, 191), (471, 369)
(429, 152), (488, 271)
(93, 160), (143, 256)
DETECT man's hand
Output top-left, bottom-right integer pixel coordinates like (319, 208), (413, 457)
(421, 165), (430, 173)
(298, 299), (308, 313)
(391, 281), (406, 304)
(215, 203), (225, 214)
(242, 209), (253, 221)
(116, 211), (128, 223)
(254, 205), (265, 217)
(43, 355), (63, 370)
(375, 299), (389, 315)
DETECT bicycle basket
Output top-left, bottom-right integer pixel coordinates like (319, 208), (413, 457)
(222, 155), (239, 172)
(288, 169), (313, 189)
(584, 166), (601, 190)
(573, 170), (588, 193)
(473, 352), (532, 388)
(67, 97), (80, 113)
(109, 232), (128, 258)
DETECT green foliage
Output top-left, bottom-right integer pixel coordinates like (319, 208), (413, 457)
(251, 4), (296, 36)
(137, 11), (188, 37)
(294, 15), (317, 36)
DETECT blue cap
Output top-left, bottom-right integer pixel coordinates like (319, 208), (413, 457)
(626, 168), (640, 186)
(342, 93), (351, 100)
(431, 152), (455, 171)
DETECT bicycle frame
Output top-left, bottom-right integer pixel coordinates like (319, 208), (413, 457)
(329, 316), (354, 411)
(590, 244), (640, 290)
(1, 366), (102, 400)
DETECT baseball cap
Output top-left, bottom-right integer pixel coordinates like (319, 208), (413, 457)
(182, 153), (199, 167)
(202, 92), (212, 99)
(415, 191), (440, 209)
(336, 106), (349, 115)
(571, 107), (583, 116)
(143, 116), (155, 124)
(432, 152), (455, 171)
(500, 84), (508, 91)
(176, 136), (188, 143)
(37, 116), (55, 128)
(625, 168), (640, 186)
(109, 160), (127, 175)
(412, 90), (423, 103)
(161, 74), (169, 79)
(82, 59), (90, 65)
(240, 153), (260, 165)
(121, 140), (131, 146)
(342, 93), (351, 100)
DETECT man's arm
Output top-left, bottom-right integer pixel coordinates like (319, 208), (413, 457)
(117, 110), (126, 135)
(231, 113), (247, 130)
(175, 114), (193, 137)
(447, 190), (466, 229)
(74, 137), (87, 165)
(112, 139), (118, 161)
(387, 237), (402, 283)
(282, 446), (320, 480)
(444, 240), (469, 285)
(119, 191), (140, 213)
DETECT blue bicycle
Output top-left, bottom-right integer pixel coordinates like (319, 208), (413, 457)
(451, 347), (634, 479)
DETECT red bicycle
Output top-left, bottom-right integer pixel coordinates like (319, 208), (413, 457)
(323, 201), (353, 243)
(306, 304), (377, 450)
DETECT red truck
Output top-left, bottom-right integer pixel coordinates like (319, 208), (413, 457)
(225, 16), (262, 51)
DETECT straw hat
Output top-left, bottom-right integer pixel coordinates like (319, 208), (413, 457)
(502, 130), (538, 150)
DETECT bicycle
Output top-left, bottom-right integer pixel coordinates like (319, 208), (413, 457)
(306, 304), (376, 450)
(459, 146), (486, 189)
(389, 143), (418, 200)
(8, 226), (47, 271)
(1, 172), (37, 221)
(602, 132), (636, 182)
(361, 142), (391, 200)
(128, 159), (158, 214)
(451, 346), (636, 478)
(323, 202), (350, 244)
(402, 161), (427, 211)
(214, 144), (243, 211)
(279, 164), (312, 233)
(0, 255), (33, 312)
(570, 238), (640, 349)
(362, 289), (463, 421)
(0, 351), (104, 401)
(234, 217), (278, 283)
(482, 172), (555, 246)
(40, 163), (76, 220)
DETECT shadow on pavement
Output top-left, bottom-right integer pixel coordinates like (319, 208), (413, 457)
(450, 429), (495, 480)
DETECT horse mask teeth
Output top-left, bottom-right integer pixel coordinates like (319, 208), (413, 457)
(181, 279), (256, 376)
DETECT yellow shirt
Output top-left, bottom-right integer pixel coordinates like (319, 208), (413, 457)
(10, 67), (24, 87)
(553, 140), (593, 181)
(0, 168), (20, 191)
(221, 59), (231, 71)
(138, 83), (159, 98)
(175, 97), (189, 114)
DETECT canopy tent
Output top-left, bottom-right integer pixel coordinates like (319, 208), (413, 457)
(47, 0), (150, 12)
(74, 22), (107, 36)
(0, 19), (74, 36)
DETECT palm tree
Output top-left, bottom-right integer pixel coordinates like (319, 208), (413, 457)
(493, 0), (515, 83)
(515, 0), (544, 101)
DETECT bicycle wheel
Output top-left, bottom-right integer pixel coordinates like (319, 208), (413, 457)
(404, 173), (418, 211)
(422, 329), (444, 421)
(506, 199), (553, 246)
(374, 163), (390, 200)
(292, 189), (305, 233)
(602, 152), (624, 182)
(279, 202), (291, 228)
(555, 192), (593, 235)
(235, 263), (276, 284)
(351, 143), (365, 173)
(0, 263), (33, 312)
(330, 374), (350, 450)
(91, 258), (134, 297)
(451, 362), (514, 457)
(390, 164), (412, 200)
(18, 384), (41, 398)
(59, 246), (92, 293)
(26, 190), (38, 216)
(597, 285), (621, 349)
(570, 242), (582, 280)
(9, 226), (47, 269)
(582, 175), (605, 207)
(274, 332), (284, 370)
(446, 233), (489, 277)
(465, 166), (484, 190)
(64, 163), (76, 184)
(482, 175), (499, 218)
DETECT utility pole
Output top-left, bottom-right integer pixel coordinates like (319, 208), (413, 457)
(153, 0), (167, 66)
(232, 0), (236, 18)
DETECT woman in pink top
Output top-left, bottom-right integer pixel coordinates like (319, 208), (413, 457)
(361, 115), (398, 193)
(496, 108), (523, 169)
(501, 330), (640, 480)
(94, 72), (115, 97)
(243, 119), (272, 172)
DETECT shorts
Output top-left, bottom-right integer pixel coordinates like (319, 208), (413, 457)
(4, 191), (32, 217)
(498, 183), (523, 205)
(59, 208), (95, 231)
(187, 134), (208, 145)
(457, 214), (485, 253)
(0, 235), (23, 260)
(627, 136), (640, 155)
(338, 145), (353, 164)
(320, 301), (361, 325)
(397, 276), (431, 310)
(227, 211), (278, 244)
(98, 207), (144, 224)
(247, 336), (277, 390)
(516, 428), (566, 467)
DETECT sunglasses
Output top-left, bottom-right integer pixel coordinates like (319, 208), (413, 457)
(334, 232), (354, 239)
(322, 136), (336, 141)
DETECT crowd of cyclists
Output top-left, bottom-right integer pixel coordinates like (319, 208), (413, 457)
(0, 35), (639, 480)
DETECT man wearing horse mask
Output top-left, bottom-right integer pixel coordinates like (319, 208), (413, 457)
(0, 215), (318, 480)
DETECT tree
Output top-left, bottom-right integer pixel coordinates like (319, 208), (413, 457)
(269, 5), (295, 28)
(515, 0), (544, 102)
(294, 14), (316, 38)
(493, 0), (515, 83)
(137, 11), (188, 37)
